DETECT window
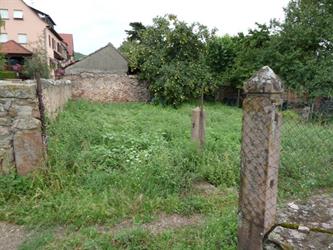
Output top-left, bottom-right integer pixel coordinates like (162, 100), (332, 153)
(0, 33), (8, 43)
(52, 38), (55, 49)
(49, 35), (51, 47)
(13, 10), (23, 20)
(0, 9), (9, 19)
(18, 34), (27, 44)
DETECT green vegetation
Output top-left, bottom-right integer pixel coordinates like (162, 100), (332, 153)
(0, 70), (17, 79)
(74, 52), (86, 61)
(23, 46), (50, 79)
(120, 15), (217, 106)
(121, 1), (333, 105)
(1, 101), (332, 248)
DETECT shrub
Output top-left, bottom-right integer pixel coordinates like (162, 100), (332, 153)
(0, 70), (17, 80)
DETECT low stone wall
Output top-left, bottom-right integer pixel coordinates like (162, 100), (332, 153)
(0, 73), (149, 175)
(0, 79), (72, 175)
(64, 73), (149, 103)
(41, 79), (72, 119)
(0, 82), (43, 175)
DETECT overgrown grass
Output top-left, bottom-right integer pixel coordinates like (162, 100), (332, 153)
(0, 100), (332, 249)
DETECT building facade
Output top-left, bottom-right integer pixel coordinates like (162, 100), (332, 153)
(0, 0), (73, 77)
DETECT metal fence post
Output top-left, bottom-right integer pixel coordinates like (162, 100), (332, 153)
(238, 66), (284, 250)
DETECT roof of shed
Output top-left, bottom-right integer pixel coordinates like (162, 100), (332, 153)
(65, 43), (128, 75)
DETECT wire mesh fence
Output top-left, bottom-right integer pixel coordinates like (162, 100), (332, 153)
(279, 96), (333, 197)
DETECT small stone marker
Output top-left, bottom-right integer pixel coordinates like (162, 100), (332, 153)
(191, 107), (205, 148)
(301, 106), (311, 121)
(238, 66), (284, 250)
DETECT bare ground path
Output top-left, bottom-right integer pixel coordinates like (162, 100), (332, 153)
(0, 223), (28, 250)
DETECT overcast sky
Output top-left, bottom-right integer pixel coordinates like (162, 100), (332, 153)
(27, 0), (290, 55)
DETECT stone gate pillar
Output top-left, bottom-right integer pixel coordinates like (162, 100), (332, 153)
(237, 66), (284, 250)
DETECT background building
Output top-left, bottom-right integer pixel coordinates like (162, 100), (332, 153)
(0, 0), (74, 77)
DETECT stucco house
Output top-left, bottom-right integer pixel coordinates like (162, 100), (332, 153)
(0, 0), (74, 77)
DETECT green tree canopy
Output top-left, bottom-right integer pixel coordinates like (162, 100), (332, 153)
(121, 1), (333, 104)
(272, 0), (333, 96)
(212, 0), (333, 96)
(206, 35), (237, 82)
(120, 15), (217, 106)
(125, 22), (146, 42)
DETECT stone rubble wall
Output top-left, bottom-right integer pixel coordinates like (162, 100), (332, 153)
(41, 79), (72, 119)
(0, 79), (72, 175)
(64, 73), (149, 103)
(0, 82), (43, 175)
(0, 73), (149, 175)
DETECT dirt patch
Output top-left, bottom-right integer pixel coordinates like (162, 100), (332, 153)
(143, 213), (203, 234)
(0, 223), (28, 250)
(192, 181), (219, 196)
(192, 181), (238, 199)
(99, 213), (204, 235)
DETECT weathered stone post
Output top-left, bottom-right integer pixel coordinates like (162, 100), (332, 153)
(192, 107), (205, 148)
(238, 66), (283, 250)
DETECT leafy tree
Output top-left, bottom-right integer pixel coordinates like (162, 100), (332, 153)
(121, 2), (333, 103)
(23, 40), (50, 79)
(121, 15), (217, 106)
(119, 40), (145, 73)
(120, 22), (147, 73)
(210, 0), (333, 97)
(272, 0), (333, 96)
(208, 24), (277, 88)
(206, 35), (237, 83)
(125, 22), (146, 42)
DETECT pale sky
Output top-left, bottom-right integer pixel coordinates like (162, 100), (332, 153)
(27, 0), (290, 55)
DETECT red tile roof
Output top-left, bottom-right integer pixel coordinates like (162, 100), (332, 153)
(0, 40), (33, 55)
(59, 33), (74, 56)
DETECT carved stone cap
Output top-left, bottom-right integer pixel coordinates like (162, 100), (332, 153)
(244, 66), (284, 94)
